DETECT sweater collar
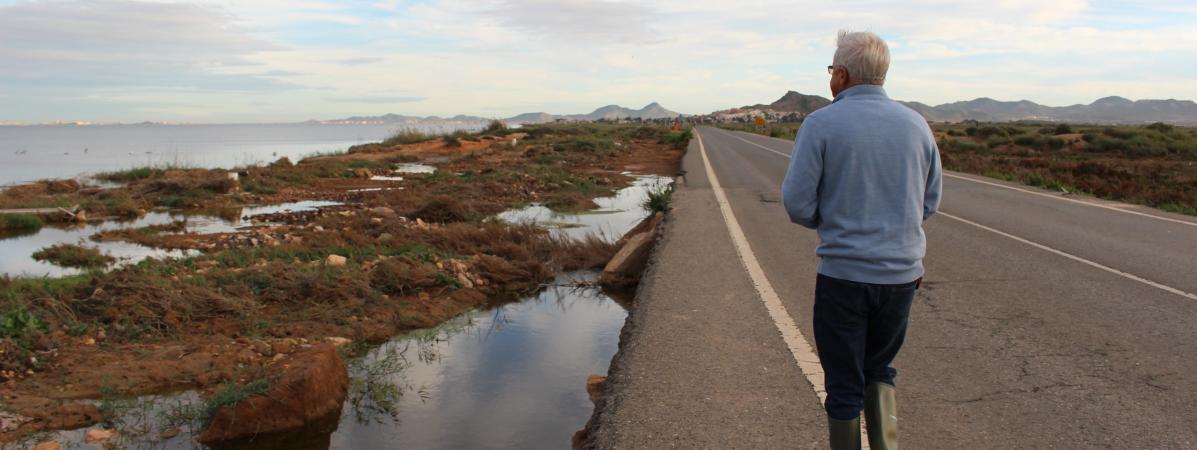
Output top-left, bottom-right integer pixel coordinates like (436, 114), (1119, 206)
(833, 84), (888, 103)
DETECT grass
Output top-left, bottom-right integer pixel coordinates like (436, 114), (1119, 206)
(202, 378), (271, 424)
(0, 213), (43, 232)
(382, 128), (436, 146)
(643, 183), (673, 213)
(0, 307), (48, 339)
(96, 167), (168, 183)
(31, 244), (116, 269)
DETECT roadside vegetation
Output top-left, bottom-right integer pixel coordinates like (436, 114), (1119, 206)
(717, 122), (802, 140)
(933, 121), (1197, 215)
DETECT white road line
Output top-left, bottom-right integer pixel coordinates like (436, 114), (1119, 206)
(711, 126), (1197, 301)
(715, 127), (1197, 229)
(938, 212), (1197, 301)
(695, 131), (828, 403)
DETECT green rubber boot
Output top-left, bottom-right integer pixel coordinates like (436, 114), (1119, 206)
(827, 415), (861, 450)
(865, 383), (899, 450)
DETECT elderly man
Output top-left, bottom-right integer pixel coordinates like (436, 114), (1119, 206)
(782, 31), (942, 450)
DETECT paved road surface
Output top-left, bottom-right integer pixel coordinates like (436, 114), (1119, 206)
(591, 126), (1197, 449)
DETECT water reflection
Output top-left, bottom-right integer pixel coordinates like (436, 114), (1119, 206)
(0, 200), (340, 278)
(499, 175), (670, 240)
(329, 273), (627, 449)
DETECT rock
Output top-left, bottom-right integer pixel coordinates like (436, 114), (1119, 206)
(377, 233), (394, 243)
(326, 255), (347, 267)
(352, 168), (373, 179)
(198, 345), (348, 444)
(369, 206), (397, 217)
(455, 273), (474, 289)
(32, 442), (60, 450)
(85, 428), (116, 444)
(159, 427), (181, 439)
(325, 337), (351, 348)
(251, 339), (273, 356)
(82, 337), (96, 346)
(586, 374), (607, 403)
(73, 210), (88, 223)
(370, 217), (384, 225)
(0, 411), (30, 432)
(599, 231), (654, 288)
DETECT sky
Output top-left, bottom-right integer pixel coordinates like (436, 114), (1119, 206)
(1, 0), (1195, 123)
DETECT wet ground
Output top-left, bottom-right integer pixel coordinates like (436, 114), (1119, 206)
(0, 200), (340, 278)
(20, 174), (670, 449)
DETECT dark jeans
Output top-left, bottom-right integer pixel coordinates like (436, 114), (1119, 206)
(813, 273), (918, 420)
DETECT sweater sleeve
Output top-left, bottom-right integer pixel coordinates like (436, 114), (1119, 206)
(923, 140), (943, 221)
(782, 118), (823, 229)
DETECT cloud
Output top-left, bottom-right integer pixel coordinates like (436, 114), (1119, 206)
(330, 95), (426, 104)
(0, 0), (288, 92)
(482, 0), (661, 44)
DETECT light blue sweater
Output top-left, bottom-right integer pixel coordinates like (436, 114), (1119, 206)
(782, 84), (942, 285)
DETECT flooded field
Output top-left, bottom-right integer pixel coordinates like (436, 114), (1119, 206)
(0, 200), (340, 278)
(18, 174), (671, 449)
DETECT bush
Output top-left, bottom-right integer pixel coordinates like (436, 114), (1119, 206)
(939, 139), (986, 153)
(32, 244), (115, 269)
(1054, 124), (1073, 135)
(976, 126), (1008, 139)
(0, 214), (43, 232)
(382, 128), (434, 146)
(659, 129), (692, 149)
(643, 183), (673, 213)
(96, 167), (166, 182)
(1146, 122), (1174, 133)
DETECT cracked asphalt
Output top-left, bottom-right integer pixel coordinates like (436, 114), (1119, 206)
(591, 127), (1197, 449)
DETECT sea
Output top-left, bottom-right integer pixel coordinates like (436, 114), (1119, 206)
(0, 122), (472, 185)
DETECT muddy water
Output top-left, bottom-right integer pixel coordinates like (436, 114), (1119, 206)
(32, 175), (671, 450)
(0, 200), (340, 278)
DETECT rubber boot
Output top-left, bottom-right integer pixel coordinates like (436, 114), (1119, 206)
(827, 415), (861, 450)
(865, 383), (899, 450)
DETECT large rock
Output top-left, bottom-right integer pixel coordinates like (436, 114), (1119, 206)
(198, 345), (348, 444)
(599, 231), (654, 288)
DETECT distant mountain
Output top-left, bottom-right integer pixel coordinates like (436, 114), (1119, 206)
(717, 91), (1197, 125)
(505, 102), (683, 124)
(312, 113), (490, 125)
(319, 102), (683, 126)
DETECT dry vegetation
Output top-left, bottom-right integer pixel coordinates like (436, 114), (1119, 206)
(0, 122), (687, 441)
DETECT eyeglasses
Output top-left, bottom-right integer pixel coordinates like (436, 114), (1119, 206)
(827, 65), (836, 75)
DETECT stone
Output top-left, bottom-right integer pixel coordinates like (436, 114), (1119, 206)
(377, 233), (394, 243)
(159, 428), (181, 439)
(326, 255), (347, 267)
(251, 339), (274, 357)
(325, 337), (352, 347)
(455, 273), (474, 289)
(85, 428), (116, 444)
(586, 374), (607, 403)
(199, 345), (348, 444)
(599, 231), (654, 288)
(369, 206), (397, 217)
(370, 217), (384, 225)
(352, 168), (373, 179)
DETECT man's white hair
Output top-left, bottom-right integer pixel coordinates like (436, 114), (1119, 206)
(833, 30), (890, 85)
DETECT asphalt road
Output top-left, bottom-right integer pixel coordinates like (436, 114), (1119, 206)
(591, 126), (1197, 449)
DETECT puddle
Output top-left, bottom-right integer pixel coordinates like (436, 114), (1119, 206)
(35, 175), (672, 449)
(499, 175), (672, 240)
(0, 200), (340, 278)
(392, 163), (436, 174)
(369, 176), (404, 182)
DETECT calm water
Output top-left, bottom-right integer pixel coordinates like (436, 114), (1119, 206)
(0, 200), (340, 278)
(25, 176), (670, 450)
(0, 123), (465, 185)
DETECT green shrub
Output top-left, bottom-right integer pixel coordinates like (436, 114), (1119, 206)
(976, 126), (1008, 139)
(660, 129), (692, 149)
(382, 128), (434, 146)
(939, 139), (986, 153)
(643, 183), (673, 213)
(0, 308), (47, 339)
(1054, 124), (1073, 135)
(0, 214), (43, 232)
(96, 167), (166, 182)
